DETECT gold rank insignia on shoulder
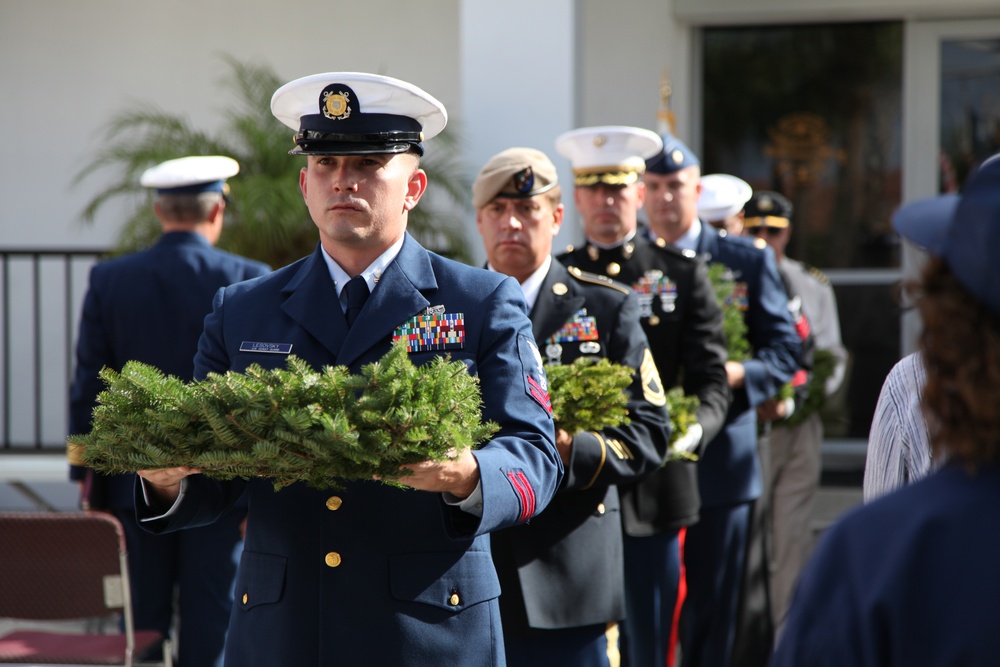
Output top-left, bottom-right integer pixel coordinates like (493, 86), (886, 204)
(322, 90), (351, 120)
(808, 265), (831, 285)
(568, 266), (629, 294)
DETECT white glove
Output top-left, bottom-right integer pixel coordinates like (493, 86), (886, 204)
(670, 422), (703, 456)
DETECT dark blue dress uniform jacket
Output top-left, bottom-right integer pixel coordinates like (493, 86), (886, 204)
(559, 236), (730, 531)
(773, 463), (1000, 667)
(138, 235), (562, 667)
(491, 261), (670, 633)
(694, 228), (800, 507)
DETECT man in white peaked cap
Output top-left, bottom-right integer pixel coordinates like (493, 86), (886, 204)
(134, 72), (562, 667)
(557, 126), (731, 667)
(698, 173), (753, 234)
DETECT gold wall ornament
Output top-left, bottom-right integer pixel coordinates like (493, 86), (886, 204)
(764, 112), (845, 188)
(657, 65), (676, 136)
(322, 90), (352, 120)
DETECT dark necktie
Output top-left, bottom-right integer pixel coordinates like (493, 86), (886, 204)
(343, 275), (370, 328)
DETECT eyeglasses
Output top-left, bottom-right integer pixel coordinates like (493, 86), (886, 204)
(747, 226), (784, 237)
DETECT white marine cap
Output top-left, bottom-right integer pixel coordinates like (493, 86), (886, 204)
(554, 126), (663, 187)
(697, 174), (753, 222)
(271, 72), (448, 156)
(139, 155), (240, 194)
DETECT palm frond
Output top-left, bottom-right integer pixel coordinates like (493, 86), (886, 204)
(75, 56), (475, 267)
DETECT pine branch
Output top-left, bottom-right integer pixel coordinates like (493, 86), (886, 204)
(708, 262), (752, 361)
(545, 357), (632, 435)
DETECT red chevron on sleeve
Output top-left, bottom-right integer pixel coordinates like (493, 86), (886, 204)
(526, 375), (552, 415)
(506, 470), (536, 522)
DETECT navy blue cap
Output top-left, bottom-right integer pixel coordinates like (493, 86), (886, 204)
(271, 72), (447, 157)
(893, 153), (1000, 315)
(744, 191), (793, 229)
(645, 133), (700, 175)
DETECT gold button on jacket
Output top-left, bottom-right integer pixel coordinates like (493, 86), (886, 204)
(325, 552), (342, 567)
(449, 593), (461, 606)
(326, 496), (343, 510)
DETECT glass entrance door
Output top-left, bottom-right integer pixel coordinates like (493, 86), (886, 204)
(901, 20), (1000, 351)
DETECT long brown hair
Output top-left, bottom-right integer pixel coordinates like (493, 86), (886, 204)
(916, 257), (1000, 468)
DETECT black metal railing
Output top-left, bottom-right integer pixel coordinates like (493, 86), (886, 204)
(1, 248), (107, 452)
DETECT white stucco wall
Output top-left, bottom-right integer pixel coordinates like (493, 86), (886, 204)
(0, 0), (462, 249)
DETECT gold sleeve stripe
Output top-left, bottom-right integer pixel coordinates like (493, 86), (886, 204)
(607, 438), (634, 461)
(581, 431), (608, 490)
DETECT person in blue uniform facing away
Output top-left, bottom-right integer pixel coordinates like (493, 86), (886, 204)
(473, 146), (671, 666)
(68, 155), (271, 665)
(773, 153), (1000, 667)
(642, 135), (801, 667)
(134, 72), (563, 667)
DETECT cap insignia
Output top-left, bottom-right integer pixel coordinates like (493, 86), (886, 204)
(513, 166), (535, 194)
(671, 149), (684, 165)
(594, 135), (607, 148)
(322, 90), (352, 121)
(758, 195), (773, 211)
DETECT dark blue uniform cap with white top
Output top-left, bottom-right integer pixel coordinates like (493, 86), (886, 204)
(644, 133), (701, 175)
(139, 155), (240, 195)
(892, 152), (1000, 315)
(270, 72), (448, 157)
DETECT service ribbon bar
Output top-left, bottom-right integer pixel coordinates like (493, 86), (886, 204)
(549, 311), (599, 344)
(393, 312), (466, 352)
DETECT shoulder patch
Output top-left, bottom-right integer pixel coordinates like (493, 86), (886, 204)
(754, 237), (768, 249)
(567, 265), (630, 294)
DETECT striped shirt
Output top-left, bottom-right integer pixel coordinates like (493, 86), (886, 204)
(863, 352), (932, 502)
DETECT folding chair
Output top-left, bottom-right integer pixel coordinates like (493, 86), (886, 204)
(0, 512), (172, 666)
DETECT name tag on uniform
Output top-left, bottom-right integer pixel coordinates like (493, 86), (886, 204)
(239, 341), (293, 354)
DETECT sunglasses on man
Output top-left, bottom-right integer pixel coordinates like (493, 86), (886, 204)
(747, 226), (784, 237)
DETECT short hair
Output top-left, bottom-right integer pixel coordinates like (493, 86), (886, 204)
(156, 192), (223, 223)
(916, 257), (1000, 468)
(544, 183), (562, 208)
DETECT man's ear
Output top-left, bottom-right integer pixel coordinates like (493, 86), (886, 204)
(551, 203), (565, 237)
(403, 169), (428, 211)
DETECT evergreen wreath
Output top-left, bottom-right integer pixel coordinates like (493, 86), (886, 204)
(69, 342), (498, 490)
